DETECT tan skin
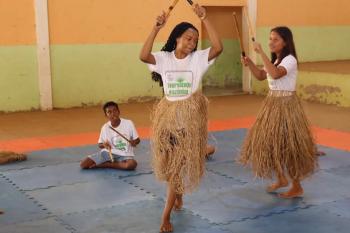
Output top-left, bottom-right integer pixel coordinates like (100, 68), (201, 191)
(140, 4), (222, 233)
(241, 31), (303, 198)
(80, 105), (139, 171)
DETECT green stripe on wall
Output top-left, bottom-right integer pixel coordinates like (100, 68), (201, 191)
(50, 40), (243, 108)
(0, 46), (39, 112)
(202, 39), (242, 88)
(50, 43), (164, 108)
(298, 71), (350, 107)
(251, 71), (350, 107)
(256, 26), (350, 63)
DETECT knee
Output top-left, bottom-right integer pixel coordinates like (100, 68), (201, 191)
(80, 162), (89, 169)
(125, 160), (137, 170)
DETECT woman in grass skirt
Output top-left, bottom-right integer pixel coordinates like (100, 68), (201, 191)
(139, 3), (222, 232)
(239, 26), (317, 198)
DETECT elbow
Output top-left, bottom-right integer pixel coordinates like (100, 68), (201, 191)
(214, 44), (223, 56)
(139, 54), (147, 63)
(139, 51), (150, 63)
(217, 47), (223, 56)
(256, 76), (265, 81)
(270, 74), (282, 80)
(269, 69), (284, 79)
(211, 48), (223, 59)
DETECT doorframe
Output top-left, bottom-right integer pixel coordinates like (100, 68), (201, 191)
(34, 0), (53, 110)
(200, 0), (257, 93)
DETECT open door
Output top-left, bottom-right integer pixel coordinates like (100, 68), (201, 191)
(201, 6), (246, 96)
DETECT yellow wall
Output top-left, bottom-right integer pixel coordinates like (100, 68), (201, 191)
(257, 0), (350, 26)
(0, 0), (39, 112)
(252, 0), (350, 107)
(0, 0), (36, 45)
(48, 0), (199, 44)
(1, 0), (350, 112)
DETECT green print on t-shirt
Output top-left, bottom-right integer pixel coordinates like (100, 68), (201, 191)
(115, 140), (127, 151)
(167, 77), (192, 97)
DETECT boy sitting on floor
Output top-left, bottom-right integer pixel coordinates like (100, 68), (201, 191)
(80, 101), (139, 170)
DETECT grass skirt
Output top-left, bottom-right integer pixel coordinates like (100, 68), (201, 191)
(239, 90), (317, 179)
(0, 151), (27, 165)
(151, 91), (208, 194)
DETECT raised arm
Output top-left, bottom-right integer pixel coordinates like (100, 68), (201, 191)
(241, 56), (267, 81)
(192, 4), (223, 61)
(254, 42), (287, 79)
(139, 12), (167, 64)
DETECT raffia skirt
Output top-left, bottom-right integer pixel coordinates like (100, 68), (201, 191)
(0, 151), (27, 165)
(239, 90), (318, 180)
(151, 91), (208, 194)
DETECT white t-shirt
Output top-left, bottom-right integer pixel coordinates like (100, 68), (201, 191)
(266, 55), (298, 91)
(147, 48), (215, 101)
(98, 118), (139, 157)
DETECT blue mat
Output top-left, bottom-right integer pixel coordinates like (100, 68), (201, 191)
(206, 161), (256, 184)
(220, 200), (350, 233)
(0, 145), (96, 172)
(207, 129), (246, 163)
(185, 182), (306, 224)
(317, 146), (350, 170)
(59, 199), (230, 233)
(322, 198), (350, 218)
(123, 172), (305, 224)
(0, 217), (72, 233)
(0, 177), (48, 225)
(2, 162), (152, 191)
(26, 178), (154, 216)
(301, 170), (350, 205)
(1, 129), (350, 232)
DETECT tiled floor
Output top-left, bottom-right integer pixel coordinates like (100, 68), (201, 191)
(1, 129), (349, 233)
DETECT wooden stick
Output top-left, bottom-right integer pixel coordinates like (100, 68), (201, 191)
(108, 126), (132, 144)
(108, 148), (114, 163)
(165, 0), (180, 17)
(232, 12), (246, 57)
(243, 7), (255, 42)
(186, 0), (194, 5)
(157, 0), (180, 26)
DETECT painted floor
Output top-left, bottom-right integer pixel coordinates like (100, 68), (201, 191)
(1, 128), (350, 233)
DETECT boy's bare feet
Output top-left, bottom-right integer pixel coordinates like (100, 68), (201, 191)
(160, 218), (173, 232)
(174, 194), (183, 211)
(266, 178), (289, 192)
(279, 181), (303, 198)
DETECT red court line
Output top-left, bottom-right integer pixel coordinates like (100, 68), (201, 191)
(313, 127), (350, 152)
(0, 117), (349, 153)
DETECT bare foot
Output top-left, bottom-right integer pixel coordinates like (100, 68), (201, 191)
(279, 186), (304, 198)
(205, 145), (216, 160)
(266, 179), (289, 193)
(174, 194), (183, 211)
(316, 150), (326, 156)
(0, 209), (3, 214)
(160, 220), (173, 233)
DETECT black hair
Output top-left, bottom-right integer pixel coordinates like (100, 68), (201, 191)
(270, 26), (298, 66)
(152, 22), (199, 87)
(103, 101), (119, 115)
